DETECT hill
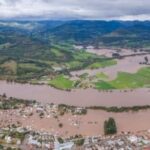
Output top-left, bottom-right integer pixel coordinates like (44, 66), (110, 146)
(1, 20), (150, 48)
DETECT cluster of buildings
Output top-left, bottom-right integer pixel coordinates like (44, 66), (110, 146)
(0, 126), (150, 150)
(83, 132), (150, 150)
(0, 96), (150, 149)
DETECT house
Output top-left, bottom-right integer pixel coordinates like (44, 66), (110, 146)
(5, 136), (12, 144)
(54, 141), (74, 150)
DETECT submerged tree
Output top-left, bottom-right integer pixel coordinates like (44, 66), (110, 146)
(104, 117), (117, 135)
(144, 56), (149, 64)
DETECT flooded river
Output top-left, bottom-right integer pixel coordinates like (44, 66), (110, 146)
(0, 80), (150, 135)
(71, 54), (150, 80)
(0, 81), (149, 107)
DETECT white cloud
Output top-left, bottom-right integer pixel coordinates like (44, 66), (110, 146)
(0, 0), (150, 20)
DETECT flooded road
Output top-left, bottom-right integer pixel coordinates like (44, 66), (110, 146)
(0, 81), (149, 107)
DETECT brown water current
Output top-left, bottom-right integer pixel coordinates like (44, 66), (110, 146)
(71, 54), (150, 80)
(0, 81), (149, 107)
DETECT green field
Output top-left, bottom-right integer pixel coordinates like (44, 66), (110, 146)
(0, 42), (118, 85)
(48, 75), (74, 90)
(73, 50), (97, 61)
(96, 72), (109, 80)
(88, 60), (117, 69)
(51, 48), (65, 57)
(0, 60), (17, 75)
(65, 61), (83, 70)
(95, 81), (116, 90)
(95, 67), (150, 90)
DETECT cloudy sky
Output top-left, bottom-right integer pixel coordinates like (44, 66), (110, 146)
(0, 0), (150, 20)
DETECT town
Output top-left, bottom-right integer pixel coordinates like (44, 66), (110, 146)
(0, 95), (150, 150)
(0, 124), (150, 149)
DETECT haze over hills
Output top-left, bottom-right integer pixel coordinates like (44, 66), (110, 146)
(1, 20), (150, 48)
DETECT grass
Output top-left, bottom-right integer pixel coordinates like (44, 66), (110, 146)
(96, 72), (108, 80)
(18, 63), (42, 72)
(73, 50), (97, 61)
(95, 81), (115, 90)
(88, 60), (117, 69)
(95, 67), (150, 90)
(79, 73), (89, 79)
(48, 75), (74, 90)
(0, 42), (117, 83)
(1, 60), (17, 74)
(65, 61), (83, 69)
(51, 48), (64, 57)
(110, 67), (150, 89)
(16, 63), (43, 79)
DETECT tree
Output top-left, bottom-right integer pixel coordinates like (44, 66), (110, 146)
(58, 123), (63, 128)
(57, 137), (64, 143)
(0, 145), (3, 149)
(144, 56), (149, 64)
(104, 117), (117, 135)
(112, 53), (121, 58)
(2, 93), (6, 98)
(74, 138), (85, 146)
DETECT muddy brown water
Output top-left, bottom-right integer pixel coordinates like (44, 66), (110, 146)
(0, 81), (150, 134)
(1, 108), (150, 136)
(71, 55), (150, 80)
(0, 81), (149, 107)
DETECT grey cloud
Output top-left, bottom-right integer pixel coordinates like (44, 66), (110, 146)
(0, 0), (150, 20)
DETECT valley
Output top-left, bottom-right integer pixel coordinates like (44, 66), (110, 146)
(0, 20), (150, 149)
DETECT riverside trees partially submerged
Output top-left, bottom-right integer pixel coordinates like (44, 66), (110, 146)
(104, 118), (117, 135)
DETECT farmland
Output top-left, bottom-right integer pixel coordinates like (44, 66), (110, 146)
(48, 75), (75, 90)
(95, 67), (150, 90)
